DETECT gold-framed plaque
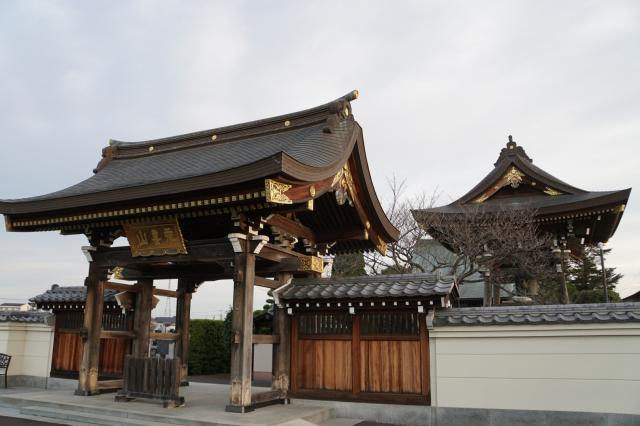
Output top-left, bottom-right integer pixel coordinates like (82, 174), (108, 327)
(122, 218), (188, 257)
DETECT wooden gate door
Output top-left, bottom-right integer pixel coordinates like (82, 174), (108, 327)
(291, 310), (430, 404)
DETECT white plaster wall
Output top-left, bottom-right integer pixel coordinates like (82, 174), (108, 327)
(429, 323), (640, 415)
(0, 322), (54, 379)
(253, 343), (272, 373)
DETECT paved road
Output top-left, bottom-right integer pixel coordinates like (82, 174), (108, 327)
(0, 416), (64, 425)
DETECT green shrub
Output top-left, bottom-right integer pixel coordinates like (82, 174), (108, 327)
(188, 319), (230, 375)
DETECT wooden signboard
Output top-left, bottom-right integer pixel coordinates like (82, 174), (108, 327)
(123, 219), (187, 257)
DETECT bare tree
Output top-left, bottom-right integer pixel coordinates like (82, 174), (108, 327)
(364, 176), (439, 275)
(414, 203), (559, 306)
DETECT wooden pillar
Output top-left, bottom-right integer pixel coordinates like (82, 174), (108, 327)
(419, 312), (431, 403)
(76, 263), (106, 396)
(132, 279), (154, 358)
(176, 279), (194, 386)
(272, 272), (292, 396)
(226, 234), (256, 412)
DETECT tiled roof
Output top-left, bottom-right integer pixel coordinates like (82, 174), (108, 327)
(0, 311), (53, 324)
(282, 273), (456, 301)
(434, 302), (640, 326)
(11, 121), (354, 204)
(0, 91), (360, 213)
(30, 285), (118, 305)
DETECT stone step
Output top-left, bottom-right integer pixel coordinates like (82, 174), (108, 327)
(317, 418), (364, 426)
(20, 405), (179, 426)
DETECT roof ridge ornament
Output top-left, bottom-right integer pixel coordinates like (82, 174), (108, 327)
(494, 134), (533, 166)
(323, 89), (359, 134)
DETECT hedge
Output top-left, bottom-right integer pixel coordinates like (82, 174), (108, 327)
(188, 319), (230, 375)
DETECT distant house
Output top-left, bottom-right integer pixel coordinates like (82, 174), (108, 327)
(623, 290), (640, 302)
(0, 302), (31, 312)
(413, 239), (514, 307)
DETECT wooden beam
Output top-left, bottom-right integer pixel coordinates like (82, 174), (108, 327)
(255, 276), (279, 289)
(252, 334), (280, 344)
(150, 332), (180, 341)
(97, 379), (123, 390)
(153, 288), (178, 298)
(120, 264), (230, 281)
(264, 214), (315, 242)
(257, 243), (305, 263)
(104, 282), (139, 292)
(251, 389), (286, 405)
(316, 226), (367, 243)
(94, 238), (234, 268)
(100, 330), (136, 339)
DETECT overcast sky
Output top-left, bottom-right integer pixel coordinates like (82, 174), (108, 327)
(0, 1), (638, 318)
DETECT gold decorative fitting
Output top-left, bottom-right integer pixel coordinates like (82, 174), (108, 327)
(543, 187), (562, 196)
(309, 185), (316, 197)
(365, 220), (371, 230)
(265, 179), (293, 204)
(111, 266), (124, 280)
(375, 236), (387, 256)
(332, 163), (356, 205)
(284, 120), (291, 127)
(122, 218), (187, 257)
(352, 90), (359, 99)
(343, 107), (349, 117)
(211, 134), (217, 141)
(473, 193), (490, 203)
(298, 255), (324, 273)
(504, 167), (524, 188)
(148, 146), (154, 152)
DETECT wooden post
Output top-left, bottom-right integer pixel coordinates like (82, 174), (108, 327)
(351, 312), (361, 396)
(76, 264), (106, 396)
(419, 312), (431, 403)
(176, 279), (193, 386)
(226, 234), (256, 412)
(271, 272), (292, 397)
(133, 279), (154, 358)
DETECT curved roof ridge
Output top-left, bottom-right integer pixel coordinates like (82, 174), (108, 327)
(107, 90), (359, 152)
(458, 137), (585, 203)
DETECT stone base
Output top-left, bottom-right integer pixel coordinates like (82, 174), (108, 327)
(74, 388), (100, 396)
(224, 404), (254, 413)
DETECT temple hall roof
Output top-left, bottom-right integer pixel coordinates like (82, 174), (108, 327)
(412, 137), (631, 244)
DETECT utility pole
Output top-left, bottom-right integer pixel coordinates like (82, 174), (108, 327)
(598, 243), (609, 303)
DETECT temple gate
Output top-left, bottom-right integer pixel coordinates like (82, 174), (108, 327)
(0, 91), (400, 412)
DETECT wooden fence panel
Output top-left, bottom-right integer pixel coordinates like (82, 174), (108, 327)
(360, 340), (422, 394)
(291, 310), (430, 404)
(51, 332), (83, 373)
(297, 339), (352, 391)
(117, 356), (183, 407)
